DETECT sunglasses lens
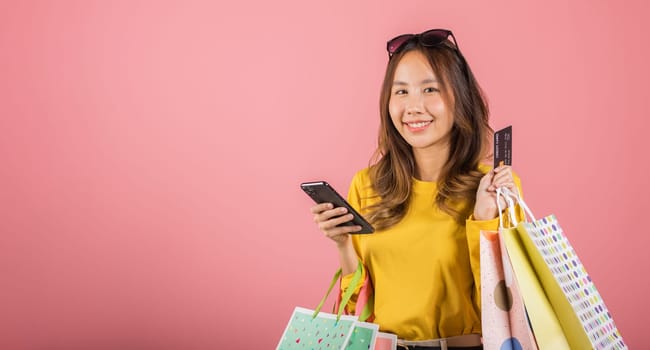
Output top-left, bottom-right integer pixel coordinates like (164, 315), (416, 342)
(386, 30), (457, 58)
(387, 34), (415, 55)
(419, 30), (450, 47)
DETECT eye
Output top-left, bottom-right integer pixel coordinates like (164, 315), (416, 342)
(394, 89), (408, 95)
(424, 87), (439, 93)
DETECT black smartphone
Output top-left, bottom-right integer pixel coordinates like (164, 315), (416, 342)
(300, 181), (374, 234)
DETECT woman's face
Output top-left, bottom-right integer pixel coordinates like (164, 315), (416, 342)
(388, 50), (454, 153)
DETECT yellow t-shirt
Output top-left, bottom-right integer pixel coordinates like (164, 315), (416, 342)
(340, 164), (522, 340)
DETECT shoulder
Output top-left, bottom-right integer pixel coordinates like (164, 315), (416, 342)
(352, 167), (372, 183)
(347, 166), (379, 200)
(477, 163), (492, 174)
(349, 167), (373, 192)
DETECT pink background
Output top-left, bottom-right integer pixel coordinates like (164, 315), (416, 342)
(1, 0), (647, 348)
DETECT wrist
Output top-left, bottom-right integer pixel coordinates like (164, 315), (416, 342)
(473, 209), (497, 221)
(336, 239), (358, 275)
(336, 238), (352, 251)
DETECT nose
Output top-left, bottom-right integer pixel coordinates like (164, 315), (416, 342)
(405, 92), (424, 115)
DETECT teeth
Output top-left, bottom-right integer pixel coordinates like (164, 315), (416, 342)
(408, 121), (431, 128)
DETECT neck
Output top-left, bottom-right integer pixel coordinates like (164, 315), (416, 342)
(412, 143), (450, 182)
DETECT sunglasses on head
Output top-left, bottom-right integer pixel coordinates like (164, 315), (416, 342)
(386, 29), (460, 58)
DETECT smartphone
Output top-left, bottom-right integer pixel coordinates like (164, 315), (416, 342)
(300, 181), (374, 234)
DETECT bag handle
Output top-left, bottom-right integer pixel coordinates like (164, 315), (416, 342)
(313, 261), (364, 321)
(497, 187), (518, 228)
(497, 187), (536, 229)
(357, 292), (373, 322)
(501, 187), (536, 222)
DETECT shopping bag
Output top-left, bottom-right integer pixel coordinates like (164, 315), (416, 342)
(345, 321), (380, 350)
(277, 307), (358, 349)
(277, 262), (379, 350)
(499, 188), (627, 349)
(373, 332), (397, 350)
(496, 190), (570, 349)
(480, 225), (537, 350)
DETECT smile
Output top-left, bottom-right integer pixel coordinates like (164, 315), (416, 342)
(407, 121), (431, 128)
(405, 120), (432, 131)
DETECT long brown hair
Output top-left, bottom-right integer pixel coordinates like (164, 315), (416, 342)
(365, 40), (492, 230)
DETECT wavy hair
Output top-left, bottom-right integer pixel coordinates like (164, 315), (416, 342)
(365, 40), (493, 230)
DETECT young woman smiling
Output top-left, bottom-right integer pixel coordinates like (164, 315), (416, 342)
(310, 29), (522, 350)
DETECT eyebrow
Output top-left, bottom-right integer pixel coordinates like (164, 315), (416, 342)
(392, 79), (438, 86)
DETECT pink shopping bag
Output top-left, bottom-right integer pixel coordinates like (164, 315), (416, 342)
(481, 228), (538, 350)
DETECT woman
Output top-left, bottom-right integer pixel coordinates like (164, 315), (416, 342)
(311, 29), (522, 349)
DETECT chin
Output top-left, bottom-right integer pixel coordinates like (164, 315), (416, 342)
(407, 137), (439, 149)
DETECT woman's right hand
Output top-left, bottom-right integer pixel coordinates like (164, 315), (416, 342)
(310, 203), (362, 246)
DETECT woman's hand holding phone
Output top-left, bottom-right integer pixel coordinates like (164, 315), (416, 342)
(302, 181), (372, 275)
(310, 203), (362, 246)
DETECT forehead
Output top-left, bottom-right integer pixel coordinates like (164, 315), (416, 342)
(392, 50), (437, 81)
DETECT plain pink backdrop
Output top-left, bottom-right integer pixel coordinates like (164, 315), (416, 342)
(1, 0), (648, 349)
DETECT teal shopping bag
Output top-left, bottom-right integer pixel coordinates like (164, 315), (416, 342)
(277, 262), (379, 350)
(277, 307), (357, 349)
(345, 321), (379, 350)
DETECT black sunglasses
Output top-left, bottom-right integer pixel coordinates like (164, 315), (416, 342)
(386, 29), (460, 58)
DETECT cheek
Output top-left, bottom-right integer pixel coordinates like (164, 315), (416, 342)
(388, 99), (402, 122)
(424, 96), (447, 115)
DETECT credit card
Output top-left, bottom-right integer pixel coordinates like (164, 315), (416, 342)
(494, 126), (512, 168)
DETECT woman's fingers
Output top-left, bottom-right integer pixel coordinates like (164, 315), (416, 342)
(312, 204), (343, 222)
(318, 213), (354, 230)
(323, 224), (363, 238)
(489, 166), (515, 191)
(481, 170), (495, 184)
(310, 203), (360, 243)
(476, 170), (494, 194)
(310, 202), (333, 214)
(314, 206), (349, 223)
(490, 178), (515, 190)
(492, 166), (512, 181)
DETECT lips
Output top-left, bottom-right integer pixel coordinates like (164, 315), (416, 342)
(404, 120), (432, 132)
